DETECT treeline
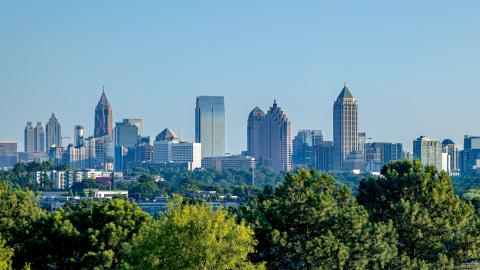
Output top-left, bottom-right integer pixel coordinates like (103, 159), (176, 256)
(1, 160), (480, 269)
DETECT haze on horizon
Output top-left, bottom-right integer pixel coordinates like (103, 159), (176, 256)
(1, 1), (479, 153)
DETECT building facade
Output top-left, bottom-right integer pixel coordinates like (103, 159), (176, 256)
(74, 125), (84, 147)
(313, 141), (333, 172)
(333, 83), (359, 171)
(46, 113), (62, 149)
(195, 96), (225, 158)
(114, 119), (141, 148)
(0, 141), (18, 168)
(247, 107), (266, 162)
(413, 136), (442, 169)
(442, 139), (459, 176)
(24, 122), (35, 153)
(202, 155), (255, 171)
(154, 128), (202, 170)
(94, 89), (113, 138)
(34, 122), (45, 153)
(292, 130), (323, 168)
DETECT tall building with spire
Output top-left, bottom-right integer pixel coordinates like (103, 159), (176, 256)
(46, 113), (62, 148)
(247, 107), (266, 161)
(94, 88), (113, 138)
(333, 82), (359, 171)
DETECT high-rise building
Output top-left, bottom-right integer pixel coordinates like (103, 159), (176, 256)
(202, 155), (255, 171)
(247, 107), (266, 161)
(333, 82), (359, 171)
(260, 100), (292, 173)
(94, 89), (113, 138)
(114, 119), (141, 148)
(195, 96), (225, 158)
(292, 130), (323, 168)
(154, 128), (202, 170)
(413, 136), (442, 169)
(459, 135), (480, 175)
(34, 122), (45, 153)
(442, 139), (459, 176)
(313, 141), (333, 172)
(365, 142), (403, 165)
(46, 113), (62, 149)
(74, 125), (85, 147)
(0, 141), (18, 168)
(24, 122), (35, 153)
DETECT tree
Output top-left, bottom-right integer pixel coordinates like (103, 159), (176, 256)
(0, 235), (13, 270)
(20, 198), (152, 269)
(240, 169), (398, 270)
(123, 198), (263, 270)
(0, 182), (45, 269)
(357, 160), (480, 268)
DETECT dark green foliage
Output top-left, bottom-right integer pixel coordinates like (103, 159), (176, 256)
(358, 160), (480, 268)
(20, 199), (152, 269)
(240, 169), (398, 269)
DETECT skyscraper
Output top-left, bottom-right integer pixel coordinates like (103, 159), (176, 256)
(114, 119), (141, 148)
(442, 139), (459, 176)
(292, 130), (323, 168)
(46, 113), (62, 148)
(34, 122), (45, 153)
(413, 136), (442, 169)
(74, 125), (84, 147)
(247, 107), (266, 161)
(195, 96), (225, 158)
(333, 82), (359, 171)
(260, 100), (292, 173)
(94, 89), (113, 138)
(24, 122), (35, 153)
(313, 141), (333, 172)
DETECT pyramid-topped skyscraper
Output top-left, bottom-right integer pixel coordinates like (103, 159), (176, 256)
(333, 82), (359, 171)
(94, 88), (113, 138)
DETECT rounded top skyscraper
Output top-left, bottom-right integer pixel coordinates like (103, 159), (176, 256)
(333, 82), (359, 171)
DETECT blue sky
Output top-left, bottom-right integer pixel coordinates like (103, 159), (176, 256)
(1, 1), (479, 153)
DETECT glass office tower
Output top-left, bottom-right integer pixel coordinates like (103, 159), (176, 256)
(195, 96), (225, 158)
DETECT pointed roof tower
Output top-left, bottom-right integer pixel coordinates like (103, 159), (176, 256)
(336, 81), (354, 100)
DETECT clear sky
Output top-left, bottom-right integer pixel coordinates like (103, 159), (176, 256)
(1, 1), (479, 153)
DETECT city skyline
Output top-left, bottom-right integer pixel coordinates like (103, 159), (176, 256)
(2, 2), (480, 153)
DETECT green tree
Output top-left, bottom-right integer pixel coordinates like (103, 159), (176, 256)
(21, 198), (152, 269)
(0, 182), (45, 269)
(240, 169), (398, 270)
(357, 160), (480, 268)
(123, 198), (263, 270)
(0, 235), (13, 270)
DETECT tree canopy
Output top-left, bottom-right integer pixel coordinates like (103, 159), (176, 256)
(123, 198), (263, 270)
(357, 160), (480, 268)
(239, 169), (398, 269)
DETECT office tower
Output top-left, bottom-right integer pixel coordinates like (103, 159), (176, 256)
(136, 136), (153, 163)
(413, 136), (442, 169)
(357, 132), (366, 155)
(195, 96), (225, 158)
(442, 139), (459, 176)
(154, 128), (202, 170)
(313, 141), (334, 172)
(126, 118), (144, 135)
(74, 125), (85, 147)
(292, 130), (323, 168)
(365, 142), (403, 165)
(0, 141), (18, 168)
(459, 135), (480, 175)
(260, 100), (292, 173)
(34, 122), (45, 152)
(24, 122), (35, 153)
(46, 113), (62, 148)
(333, 82), (359, 171)
(247, 107), (266, 161)
(94, 89), (113, 138)
(114, 119), (141, 148)
(202, 155), (255, 171)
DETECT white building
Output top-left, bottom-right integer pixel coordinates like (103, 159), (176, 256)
(153, 128), (202, 170)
